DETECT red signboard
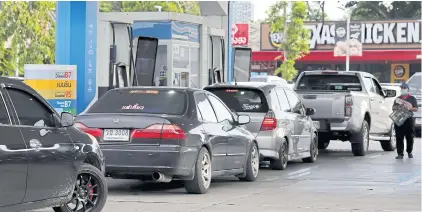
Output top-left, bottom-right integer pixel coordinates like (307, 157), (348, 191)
(231, 24), (249, 46)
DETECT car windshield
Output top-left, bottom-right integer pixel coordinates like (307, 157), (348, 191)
(407, 74), (421, 95)
(87, 89), (187, 115)
(296, 74), (362, 91)
(206, 88), (269, 113)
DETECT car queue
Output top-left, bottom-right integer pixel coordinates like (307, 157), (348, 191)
(1, 69), (419, 212)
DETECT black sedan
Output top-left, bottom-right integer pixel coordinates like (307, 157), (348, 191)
(75, 87), (259, 194)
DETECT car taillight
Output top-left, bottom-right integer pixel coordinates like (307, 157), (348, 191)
(131, 124), (186, 140)
(74, 122), (103, 138)
(345, 95), (353, 117)
(260, 110), (277, 131)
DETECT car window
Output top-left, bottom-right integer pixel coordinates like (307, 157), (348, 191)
(408, 74), (421, 95)
(207, 94), (234, 123)
(371, 78), (384, 96)
(296, 74), (362, 91)
(6, 88), (56, 127)
(205, 87), (269, 113)
(362, 77), (375, 93)
(195, 93), (218, 123)
(87, 89), (187, 115)
(284, 89), (303, 115)
(0, 93), (10, 125)
(269, 89), (280, 110)
(275, 88), (291, 112)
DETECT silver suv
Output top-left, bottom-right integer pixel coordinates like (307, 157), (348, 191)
(204, 82), (318, 170)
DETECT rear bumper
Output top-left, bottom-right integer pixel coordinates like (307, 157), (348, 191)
(101, 144), (198, 178)
(255, 133), (279, 160)
(314, 118), (361, 134)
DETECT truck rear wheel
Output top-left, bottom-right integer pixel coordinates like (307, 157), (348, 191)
(350, 120), (369, 156)
(318, 134), (330, 149)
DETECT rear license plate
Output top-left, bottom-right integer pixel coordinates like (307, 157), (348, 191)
(103, 129), (130, 141)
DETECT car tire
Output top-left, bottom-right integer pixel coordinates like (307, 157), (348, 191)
(239, 142), (259, 182)
(350, 120), (370, 156)
(270, 138), (288, 170)
(53, 164), (108, 212)
(380, 125), (397, 151)
(184, 147), (212, 194)
(303, 133), (318, 163)
(317, 135), (330, 149)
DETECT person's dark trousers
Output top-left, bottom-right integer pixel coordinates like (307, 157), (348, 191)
(395, 124), (414, 156)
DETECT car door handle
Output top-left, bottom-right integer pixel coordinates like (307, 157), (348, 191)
(0, 145), (29, 152)
(370, 97), (375, 101)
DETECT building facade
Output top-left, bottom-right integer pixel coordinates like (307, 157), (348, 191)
(230, 1), (254, 23)
(249, 20), (421, 83)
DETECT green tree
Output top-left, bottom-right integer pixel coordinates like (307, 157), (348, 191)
(99, 1), (200, 15)
(266, 1), (309, 80)
(345, 1), (421, 20)
(307, 1), (328, 22)
(0, 1), (55, 75)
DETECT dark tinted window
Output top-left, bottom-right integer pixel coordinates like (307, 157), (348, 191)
(371, 78), (383, 96)
(297, 74), (362, 91)
(195, 93), (217, 123)
(0, 94), (10, 125)
(206, 88), (269, 113)
(284, 89), (303, 114)
(207, 95), (233, 123)
(87, 89), (186, 115)
(275, 88), (291, 112)
(7, 88), (55, 127)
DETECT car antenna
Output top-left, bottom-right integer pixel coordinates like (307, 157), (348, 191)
(233, 77), (237, 86)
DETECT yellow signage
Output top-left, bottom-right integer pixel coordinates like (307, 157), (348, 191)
(390, 64), (410, 83)
(24, 79), (76, 91)
(36, 89), (77, 99)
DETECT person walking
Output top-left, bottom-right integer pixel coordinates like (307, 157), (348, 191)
(392, 82), (419, 159)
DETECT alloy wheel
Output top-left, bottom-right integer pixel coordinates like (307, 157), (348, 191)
(201, 153), (212, 189)
(391, 126), (396, 147)
(251, 146), (259, 178)
(66, 173), (101, 212)
(311, 137), (318, 161)
(363, 124), (369, 151)
(281, 142), (288, 167)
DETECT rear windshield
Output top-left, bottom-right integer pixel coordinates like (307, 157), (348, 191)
(296, 74), (362, 91)
(87, 89), (187, 115)
(206, 88), (269, 113)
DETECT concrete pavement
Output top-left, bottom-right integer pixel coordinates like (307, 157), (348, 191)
(35, 139), (421, 212)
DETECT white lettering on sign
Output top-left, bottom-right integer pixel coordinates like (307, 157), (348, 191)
(303, 22), (420, 49)
(232, 37), (247, 45)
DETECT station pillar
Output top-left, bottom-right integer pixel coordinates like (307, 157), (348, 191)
(55, 1), (98, 113)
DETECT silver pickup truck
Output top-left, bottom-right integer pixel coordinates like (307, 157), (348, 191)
(294, 71), (396, 156)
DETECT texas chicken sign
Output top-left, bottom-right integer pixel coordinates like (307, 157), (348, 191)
(260, 20), (421, 51)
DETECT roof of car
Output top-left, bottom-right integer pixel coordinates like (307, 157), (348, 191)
(112, 86), (202, 93)
(204, 81), (292, 92)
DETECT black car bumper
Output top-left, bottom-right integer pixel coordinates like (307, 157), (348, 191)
(101, 145), (198, 179)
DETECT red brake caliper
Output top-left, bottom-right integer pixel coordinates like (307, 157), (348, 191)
(88, 183), (94, 200)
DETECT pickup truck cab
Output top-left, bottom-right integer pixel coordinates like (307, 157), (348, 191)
(294, 70), (396, 156)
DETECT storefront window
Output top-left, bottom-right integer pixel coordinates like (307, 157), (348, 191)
(155, 45), (168, 86)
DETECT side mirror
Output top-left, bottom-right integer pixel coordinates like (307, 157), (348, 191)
(305, 108), (316, 116)
(237, 115), (250, 125)
(60, 112), (75, 127)
(384, 89), (396, 98)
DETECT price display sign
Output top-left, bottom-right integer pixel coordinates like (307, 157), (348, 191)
(24, 64), (77, 114)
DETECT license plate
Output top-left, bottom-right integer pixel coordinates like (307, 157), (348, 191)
(103, 129), (130, 141)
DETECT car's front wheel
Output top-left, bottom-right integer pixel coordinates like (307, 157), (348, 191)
(303, 133), (318, 163)
(380, 124), (397, 151)
(239, 142), (259, 182)
(53, 164), (108, 212)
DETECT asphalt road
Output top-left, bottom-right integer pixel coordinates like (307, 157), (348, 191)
(35, 138), (421, 212)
